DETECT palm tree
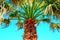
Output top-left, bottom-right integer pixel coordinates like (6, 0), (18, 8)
(0, 0), (60, 40)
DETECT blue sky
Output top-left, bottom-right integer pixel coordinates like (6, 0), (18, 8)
(0, 0), (60, 40)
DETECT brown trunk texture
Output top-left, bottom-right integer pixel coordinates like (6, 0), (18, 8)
(23, 18), (37, 40)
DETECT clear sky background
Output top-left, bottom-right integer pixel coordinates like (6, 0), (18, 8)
(0, 0), (60, 40)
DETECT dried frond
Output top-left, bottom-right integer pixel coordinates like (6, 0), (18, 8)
(52, 7), (60, 19)
(28, 0), (33, 6)
(44, 4), (54, 15)
(0, 17), (4, 24)
(0, 1), (7, 15)
(53, 13), (59, 19)
(16, 21), (24, 30)
(50, 23), (60, 31)
(1, 8), (7, 14)
(44, 5), (49, 15)
(11, 0), (24, 6)
(44, 3), (60, 19)
(50, 23), (57, 30)
(11, 0), (18, 4)
(3, 19), (10, 28)
(56, 24), (60, 29)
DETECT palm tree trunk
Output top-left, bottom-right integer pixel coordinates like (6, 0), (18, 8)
(23, 18), (37, 40)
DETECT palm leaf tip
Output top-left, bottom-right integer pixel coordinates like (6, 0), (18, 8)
(0, 18), (4, 24)
(10, 0), (24, 6)
(42, 18), (50, 23)
(3, 19), (10, 28)
(50, 23), (60, 31)
(16, 21), (24, 30)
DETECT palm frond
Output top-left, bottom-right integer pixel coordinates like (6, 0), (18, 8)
(50, 23), (60, 31)
(44, 0), (56, 4)
(10, 0), (24, 6)
(43, 0), (60, 19)
(42, 18), (51, 23)
(3, 19), (10, 28)
(16, 21), (24, 30)
(21, 4), (29, 18)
